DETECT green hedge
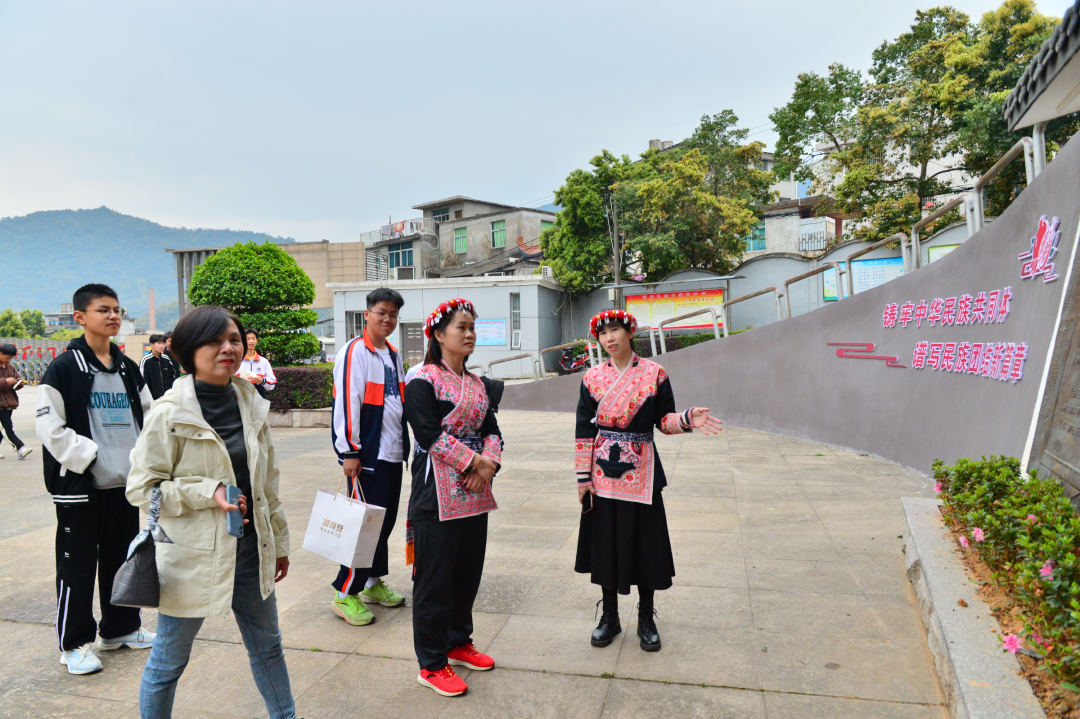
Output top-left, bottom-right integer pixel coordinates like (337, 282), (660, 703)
(269, 364), (333, 412)
(935, 456), (1080, 681)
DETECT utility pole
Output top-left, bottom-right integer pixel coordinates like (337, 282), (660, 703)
(610, 194), (623, 310)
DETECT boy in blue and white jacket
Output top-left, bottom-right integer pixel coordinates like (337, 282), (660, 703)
(329, 287), (411, 626)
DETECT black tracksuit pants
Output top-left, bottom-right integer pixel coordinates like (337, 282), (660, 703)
(332, 460), (403, 594)
(411, 509), (488, 672)
(55, 488), (142, 650)
(0, 409), (23, 450)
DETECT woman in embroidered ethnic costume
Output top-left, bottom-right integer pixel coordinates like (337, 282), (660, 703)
(403, 299), (503, 697)
(576, 310), (722, 652)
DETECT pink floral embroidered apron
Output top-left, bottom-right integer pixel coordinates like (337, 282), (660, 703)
(588, 359), (662, 505)
(430, 365), (499, 521)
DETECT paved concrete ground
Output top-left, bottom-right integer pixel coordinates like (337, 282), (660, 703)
(0, 387), (948, 718)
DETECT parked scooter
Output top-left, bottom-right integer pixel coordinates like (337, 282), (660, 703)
(560, 348), (589, 374)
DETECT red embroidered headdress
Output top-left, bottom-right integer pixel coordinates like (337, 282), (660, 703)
(589, 309), (638, 338)
(424, 298), (477, 338)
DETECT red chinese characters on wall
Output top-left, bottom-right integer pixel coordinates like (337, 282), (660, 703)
(908, 340), (1028, 383)
(882, 287), (1012, 329)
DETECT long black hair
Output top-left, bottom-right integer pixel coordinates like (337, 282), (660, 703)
(170, 305), (245, 375)
(424, 307), (475, 367)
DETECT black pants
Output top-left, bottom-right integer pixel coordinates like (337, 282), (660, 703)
(332, 460), (403, 594)
(0, 409), (23, 450)
(411, 510), (488, 671)
(55, 487), (142, 650)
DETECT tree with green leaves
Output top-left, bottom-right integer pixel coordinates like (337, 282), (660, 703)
(944, 0), (1073, 216)
(0, 309), (28, 338)
(619, 150), (760, 279)
(542, 111), (770, 292)
(19, 309), (46, 338)
(769, 64), (864, 184)
(540, 151), (647, 295)
(771, 1), (1069, 241)
(188, 241), (320, 365)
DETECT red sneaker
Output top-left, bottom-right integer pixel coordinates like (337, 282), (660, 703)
(417, 666), (468, 696)
(447, 643), (495, 671)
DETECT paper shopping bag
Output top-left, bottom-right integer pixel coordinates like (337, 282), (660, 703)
(302, 488), (386, 568)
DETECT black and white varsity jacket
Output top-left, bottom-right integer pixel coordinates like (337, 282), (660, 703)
(35, 336), (153, 506)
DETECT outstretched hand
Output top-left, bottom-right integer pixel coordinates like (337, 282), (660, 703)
(690, 407), (723, 435)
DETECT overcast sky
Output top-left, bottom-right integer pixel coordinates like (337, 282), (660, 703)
(0, 0), (1074, 243)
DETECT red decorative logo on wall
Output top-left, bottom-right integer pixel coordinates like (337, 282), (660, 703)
(1019, 215), (1060, 282)
(826, 342), (906, 368)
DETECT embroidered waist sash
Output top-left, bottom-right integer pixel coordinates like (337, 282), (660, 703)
(590, 428), (656, 505)
(428, 432), (498, 521)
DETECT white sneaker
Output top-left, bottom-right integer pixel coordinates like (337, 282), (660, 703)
(16, 447), (31, 460)
(59, 643), (103, 675)
(98, 627), (155, 650)
(0, 453), (5, 459)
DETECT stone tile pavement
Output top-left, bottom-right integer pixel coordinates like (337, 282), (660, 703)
(0, 387), (949, 717)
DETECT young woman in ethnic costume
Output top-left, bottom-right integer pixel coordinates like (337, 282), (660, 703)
(576, 309), (723, 651)
(403, 299), (503, 697)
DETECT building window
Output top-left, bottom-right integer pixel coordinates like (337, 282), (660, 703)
(454, 209), (462, 219)
(345, 311), (365, 340)
(389, 241), (413, 268)
(541, 220), (554, 233)
(454, 227), (468, 254)
(432, 207), (449, 222)
(491, 220), (506, 249)
(510, 293), (521, 349)
(745, 222), (766, 252)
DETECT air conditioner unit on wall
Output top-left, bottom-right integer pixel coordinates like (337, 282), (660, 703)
(393, 267), (414, 280)
(541, 266), (554, 279)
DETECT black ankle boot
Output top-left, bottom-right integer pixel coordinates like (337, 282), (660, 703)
(637, 594), (661, 652)
(591, 592), (621, 647)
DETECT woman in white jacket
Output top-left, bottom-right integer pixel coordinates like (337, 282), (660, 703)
(127, 306), (295, 719)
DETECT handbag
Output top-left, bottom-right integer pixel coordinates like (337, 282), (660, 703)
(302, 476), (386, 569)
(111, 486), (170, 608)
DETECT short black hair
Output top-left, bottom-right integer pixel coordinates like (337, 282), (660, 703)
(367, 287), (404, 310)
(245, 328), (259, 339)
(170, 305), (245, 375)
(164, 331), (172, 339)
(73, 283), (118, 313)
(149, 333), (166, 344)
(0, 344), (16, 357)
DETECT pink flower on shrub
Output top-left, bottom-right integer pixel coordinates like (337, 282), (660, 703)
(973, 528), (985, 542)
(1003, 634), (1022, 654)
(959, 536), (969, 548)
(1040, 560), (1054, 580)
(934, 482), (943, 494)
(1027, 515), (1037, 523)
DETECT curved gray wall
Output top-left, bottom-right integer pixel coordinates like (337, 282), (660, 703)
(503, 134), (1080, 474)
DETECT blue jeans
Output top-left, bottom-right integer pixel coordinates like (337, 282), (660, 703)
(139, 531), (295, 719)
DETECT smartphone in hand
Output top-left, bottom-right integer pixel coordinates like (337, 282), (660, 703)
(225, 485), (244, 538)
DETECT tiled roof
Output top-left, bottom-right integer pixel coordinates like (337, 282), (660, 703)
(1004, 2), (1080, 131)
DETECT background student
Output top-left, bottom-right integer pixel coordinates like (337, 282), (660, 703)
(237, 329), (276, 399)
(141, 333), (179, 400)
(35, 283), (156, 675)
(0, 343), (31, 460)
(329, 287), (409, 626)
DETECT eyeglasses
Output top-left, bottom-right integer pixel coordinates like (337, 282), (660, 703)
(368, 310), (398, 321)
(90, 308), (126, 318)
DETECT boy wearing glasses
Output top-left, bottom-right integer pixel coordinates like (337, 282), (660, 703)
(35, 284), (156, 675)
(329, 287), (410, 626)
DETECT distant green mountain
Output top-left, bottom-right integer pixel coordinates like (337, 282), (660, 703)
(0, 207), (294, 319)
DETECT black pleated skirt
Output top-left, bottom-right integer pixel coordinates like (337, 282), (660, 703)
(574, 477), (676, 595)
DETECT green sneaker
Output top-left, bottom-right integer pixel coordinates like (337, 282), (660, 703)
(331, 592), (374, 625)
(359, 579), (406, 607)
